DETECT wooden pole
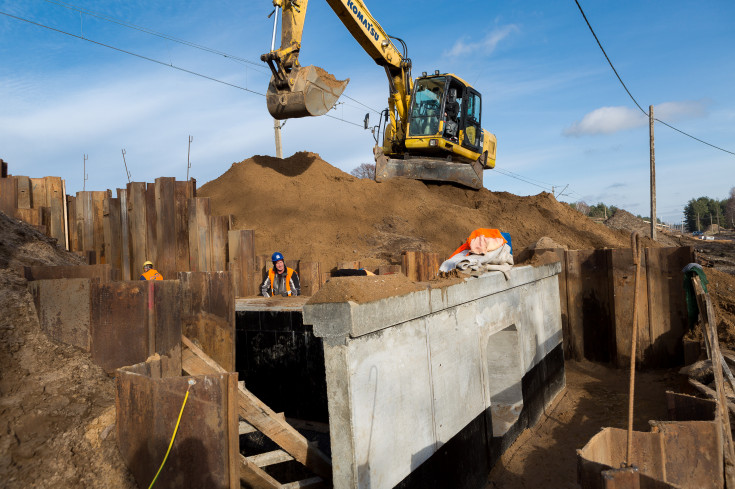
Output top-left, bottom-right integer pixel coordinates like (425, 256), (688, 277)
(649, 105), (657, 241)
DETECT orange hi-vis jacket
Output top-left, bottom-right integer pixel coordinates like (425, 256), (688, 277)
(140, 269), (163, 281)
(449, 228), (507, 258)
(269, 267), (294, 296)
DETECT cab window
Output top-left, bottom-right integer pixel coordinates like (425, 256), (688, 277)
(408, 77), (445, 137)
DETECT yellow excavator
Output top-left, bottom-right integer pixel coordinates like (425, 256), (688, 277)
(261, 0), (497, 189)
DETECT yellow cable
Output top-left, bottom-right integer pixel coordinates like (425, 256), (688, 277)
(147, 384), (192, 489)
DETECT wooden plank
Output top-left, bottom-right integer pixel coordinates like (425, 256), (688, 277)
(30, 177), (48, 209)
(145, 183), (158, 270)
(337, 261), (360, 270)
(239, 454), (281, 489)
(155, 177), (177, 279)
(46, 177), (66, 245)
(228, 230), (255, 297)
(299, 261), (321, 296)
(378, 264), (402, 275)
(646, 247), (694, 367)
(103, 197), (123, 275)
(66, 195), (78, 252)
(0, 176), (17, 216)
(16, 176), (31, 209)
(281, 477), (325, 489)
(91, 191), (106, 264)
(174, 181), (191, 273)
(179, 272), (235, 371)
(402, 251), (419, 281)
(127, 183), (148, 280)
(246, 449), (294, 467)
(609, 248), (650, 368)
(209, 214), (229, 272)
(181, 337), (333, 481)
(693, 276), (735, 487)
(117, 189), (131, 280)
(419, 252), (440, 281)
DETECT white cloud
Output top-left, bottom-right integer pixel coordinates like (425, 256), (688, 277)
(564, 100), (709, 137)
(564, 106), (647, 136)
(444, 25), (519, 58)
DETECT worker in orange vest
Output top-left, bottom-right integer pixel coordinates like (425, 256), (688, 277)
(261, 252), (300, 297)
(139, 260), (163, 281)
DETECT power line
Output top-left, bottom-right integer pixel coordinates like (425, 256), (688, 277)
(43, 0), (270, 74)
(1, 9), (266, 96)
(573, 0), (735, 157)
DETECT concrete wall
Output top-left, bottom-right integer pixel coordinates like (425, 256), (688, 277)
(303, 263), (565, 489)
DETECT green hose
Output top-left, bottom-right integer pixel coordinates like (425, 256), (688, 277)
(147, 382), (193, 489)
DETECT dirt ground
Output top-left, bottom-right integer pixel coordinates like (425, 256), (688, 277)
(486, 360), (683, 489)
(1, 153), (733, 488)
(0, 212), (136, 489)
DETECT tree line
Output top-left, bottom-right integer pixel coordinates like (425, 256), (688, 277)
(684, 188), (735, 231)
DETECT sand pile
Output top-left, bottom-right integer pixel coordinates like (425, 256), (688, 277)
(604, 209), (680, 247)
(199, 152), (643, 270)
(0, 212), (135, 489)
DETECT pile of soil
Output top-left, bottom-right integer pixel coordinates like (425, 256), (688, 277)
(198, 152), (644, 271)
(0, 212), (135, 489)
(604, 209), (680, 247)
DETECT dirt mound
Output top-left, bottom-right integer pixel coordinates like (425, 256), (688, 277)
(199, 152), (643, 271)
(0, 213), (135, 488)
(604, 209), (680, 247)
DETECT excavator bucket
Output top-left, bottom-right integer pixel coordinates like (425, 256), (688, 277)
(266, 65), (349, 120)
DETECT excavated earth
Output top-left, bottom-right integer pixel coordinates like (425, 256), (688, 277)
(1, 151), (733, 488)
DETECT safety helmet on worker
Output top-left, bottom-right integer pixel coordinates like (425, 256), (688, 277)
(143, 260), (154, 268)
(271, 252), (284, 263)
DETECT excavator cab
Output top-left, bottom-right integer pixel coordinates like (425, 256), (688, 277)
(374, 73), (495, 190)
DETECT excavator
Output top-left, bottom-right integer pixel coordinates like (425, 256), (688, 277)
(261, 0), (497, 189)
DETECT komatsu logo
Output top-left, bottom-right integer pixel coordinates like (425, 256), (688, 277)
(346, 0), (380, 42)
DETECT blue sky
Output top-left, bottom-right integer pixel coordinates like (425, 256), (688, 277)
(1, 0), (733, 225)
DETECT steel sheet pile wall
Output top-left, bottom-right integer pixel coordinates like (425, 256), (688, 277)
(0, 170), (67, 244)
(116, 355), (239, 489)
(29, 275), (182, 374)
(534, 246), (694, 368)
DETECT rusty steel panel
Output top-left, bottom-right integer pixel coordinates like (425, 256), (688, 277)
(117, 189), (132, 280)
(0, 176), (17, 215)
(578, 423), (723, 489)
(127, 182), (148, 281)
(153, 280), (183, 377)
(116, 360), (239, 489)
(179, 271), (235, 372)
(228, 230), (255, 297)
(666, 391), (717, 422)
(609, 248), (651, 368)
(30, 278), (92, 351)
(91, 281), (149, 372)
(46, 177), (66, 245)
(566, 250), (614, 363)
(155, 177), (177, 279)
(24, 264), (117, 282)
(645, 247), (695, 367)
(174, 181), (192, 273)
(103, 197), (123, 275)
(15, 175), (31, 209)
(145, 183), (158, 271)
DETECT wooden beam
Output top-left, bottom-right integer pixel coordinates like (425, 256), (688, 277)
(181, 335), (332, 481)
(239, 454), (281, 489)
(281, 477), (325, 489)
(246, 449), (294, 468)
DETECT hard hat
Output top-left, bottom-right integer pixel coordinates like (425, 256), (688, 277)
(271, 252), (284, 263)
(143, 261), (153, 267)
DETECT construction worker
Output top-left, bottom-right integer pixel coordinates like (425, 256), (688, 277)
(261, 252), (300, 297)
(139, 261), (163, 281)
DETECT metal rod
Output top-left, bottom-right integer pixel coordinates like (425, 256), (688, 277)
(83, 153), (88, 191)
(187, 135), (193, 181)
(270, 6), (279, 51)
(270, 6), (284, 159)
(121, 149), (131, 183)
(649, 105), (657, 241)
(626, 232), (642, 466)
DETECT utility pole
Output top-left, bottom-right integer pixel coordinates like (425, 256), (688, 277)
(270, 6), (284, 159)
(649, 105), (657, 241)
(83, 154), (88, 191)
(186, 135), (193, 181)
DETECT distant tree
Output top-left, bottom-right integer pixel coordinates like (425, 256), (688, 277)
(574, 201), (590, 216)
(684, 196), (725, 231)
(350, 163), (376, 180)
(588, 202), (617, 219)
(726, 187), (735, 229)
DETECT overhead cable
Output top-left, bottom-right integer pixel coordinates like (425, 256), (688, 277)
(573, 0), (735, 157)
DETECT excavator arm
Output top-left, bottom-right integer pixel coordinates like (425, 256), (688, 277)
(262, 0), (411, 145)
